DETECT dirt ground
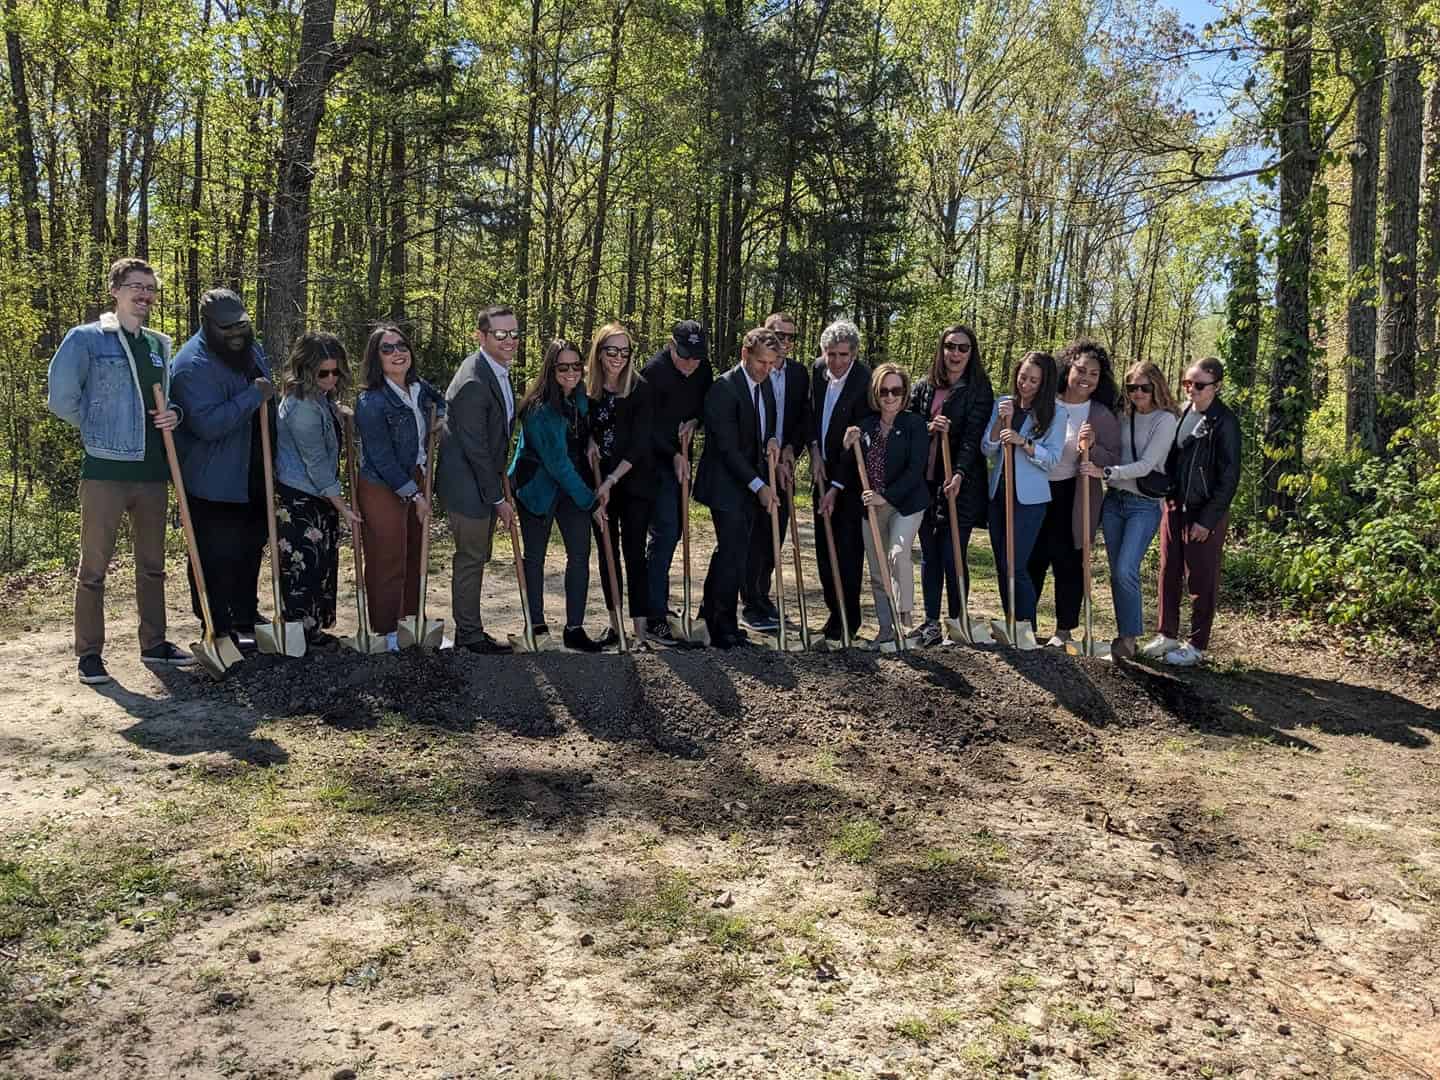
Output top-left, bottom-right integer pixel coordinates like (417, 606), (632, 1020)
(1, 516), (1437, 1080)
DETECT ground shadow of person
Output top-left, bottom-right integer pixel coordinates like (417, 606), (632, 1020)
(990, 646), (1121, 728)
(106, 669), (289, 766)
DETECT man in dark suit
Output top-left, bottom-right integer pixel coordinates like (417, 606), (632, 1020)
(809, 318), (874, 643)
(741, 311), (811, 630)
(692, 328), (780, 648)
(436, 305), (520, 654)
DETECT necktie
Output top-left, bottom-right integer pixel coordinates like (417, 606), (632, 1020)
(753, 382), (765, 462)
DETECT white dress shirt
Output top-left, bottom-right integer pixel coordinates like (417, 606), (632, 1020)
(769, 362), (787, 449)
(386, 377), (426, 468)
(820, 362), (853, 489)
(482, 350), (515, 427)
(743, 367), (771, 493)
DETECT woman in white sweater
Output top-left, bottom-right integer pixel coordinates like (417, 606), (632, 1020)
(1081, 360), (1179, 659)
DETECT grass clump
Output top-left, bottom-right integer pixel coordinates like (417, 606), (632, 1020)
(829, 819), (883, 865)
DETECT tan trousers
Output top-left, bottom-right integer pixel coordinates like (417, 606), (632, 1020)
(75, 479), (169, 657)
(860, 502), (924, 638)
(449, 509), (497, 646)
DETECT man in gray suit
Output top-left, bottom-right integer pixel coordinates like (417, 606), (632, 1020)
(437, 305), (521, 654)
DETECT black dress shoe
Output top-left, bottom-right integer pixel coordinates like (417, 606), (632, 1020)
(595, 626), (620, 649)
(563, 626), (604, 653)
(464, 632), (513, 655)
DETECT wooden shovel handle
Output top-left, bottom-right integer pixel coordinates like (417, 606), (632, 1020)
(152, 385), (221, 641)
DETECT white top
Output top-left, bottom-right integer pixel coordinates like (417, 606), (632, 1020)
(1108, 408), (1180, 499)
(483, 350), (515, 426)
(820, 363), (851, 453)
(1049, 399), (1092, 481)
(386, 377), (426, 468)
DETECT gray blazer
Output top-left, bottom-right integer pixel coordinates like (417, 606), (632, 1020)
(436, 350), (515, 519)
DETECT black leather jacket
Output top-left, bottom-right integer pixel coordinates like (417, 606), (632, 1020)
(1168, 397), (1241, 529)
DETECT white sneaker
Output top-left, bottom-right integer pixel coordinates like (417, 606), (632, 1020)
(1139, 634), (1180, 659)
(1163, 643), (1205, 666)
(385, 631), (400, 652)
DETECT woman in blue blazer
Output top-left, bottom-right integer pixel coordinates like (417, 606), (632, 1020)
(982, 350), (1064, 640)
(509, 339), (607, 652)
(842, 363), (929, 645)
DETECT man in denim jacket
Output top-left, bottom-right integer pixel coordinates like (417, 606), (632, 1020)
(47, 257), (193, 684)
(169, 288), (274, 650)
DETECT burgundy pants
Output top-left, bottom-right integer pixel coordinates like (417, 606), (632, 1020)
(357, 470), (424, 634)
(1157, 503), (1228, 651)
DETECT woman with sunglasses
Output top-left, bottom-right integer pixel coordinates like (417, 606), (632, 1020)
(587, 322), (656, 646)
(843, 363), (929, 647)
(1079, 361), (1179, 659)
(274, 331), (361, 646)
(1027, 339), (1121, 648)
(354, 325), (446, 651)
(981, 351), (1064, 642)
(908, 324), (994, 646)
(510, 339), (607, 652)
(1140, 357), (1241, 666)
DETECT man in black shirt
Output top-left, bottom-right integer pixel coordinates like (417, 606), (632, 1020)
(641, 320), (713, 642)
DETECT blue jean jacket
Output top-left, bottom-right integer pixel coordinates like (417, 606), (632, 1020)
(356, 379), (446, 498)
(170, 331), (272, 503)
(276, 394), (341, 499)
(46, 313), (176, 462)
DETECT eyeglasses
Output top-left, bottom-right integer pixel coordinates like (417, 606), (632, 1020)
(1182, 379), (1216, 391)
(486, 328), (522, 341)
(600, 346), (633, 359)
(877, 385), (905, 399)
(1125, 383), (1153, 394)
(554, 362), (584, 373)
(317, 367), (341, 379)
(942, 341), (971, 353)
(772, 332), (797, 342)
(119, 282), (158, 295)
(379, 341), (410, 356)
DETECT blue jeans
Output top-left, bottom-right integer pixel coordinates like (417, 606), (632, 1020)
(988, 495), (1047, 623)
(646, 467), (683, 620)
(1100, 489), (1163, 637)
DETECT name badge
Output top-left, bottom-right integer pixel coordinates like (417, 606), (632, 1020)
(151, 353), (164, 368)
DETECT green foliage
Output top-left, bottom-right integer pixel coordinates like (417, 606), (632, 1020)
(1227, 395), (1440, 637)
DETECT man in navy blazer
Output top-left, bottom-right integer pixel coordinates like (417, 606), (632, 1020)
(692, 328), (780, 647)
(741, 312), (811, 630)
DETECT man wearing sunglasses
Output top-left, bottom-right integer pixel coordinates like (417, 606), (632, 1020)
(437, 305), (521, 654)
(170, 287), (274, 654)
(740, 311), (811, 631)
(47, 257), (192, 684)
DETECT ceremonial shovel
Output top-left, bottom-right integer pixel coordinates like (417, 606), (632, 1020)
(503, 474), (545, 653)
(852, 439), (910, 653)
(396, 404), (445, 650)
(939, 436), (992, 644)
(763, 443), (803, 652)
(591, 459), (629, 652)
(255, 408), (306, 657)
(153, 385), (243, 679)
(340, 414), (387, 653)
(1065, 442), (1109, 658)
(668, 429), (709, 645)
(990, 428), (1039, 650)
(784, 469), (813, 651)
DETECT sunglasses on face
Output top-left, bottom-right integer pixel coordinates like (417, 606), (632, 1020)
(487, 328), (522, 341)
(942, 341), (971, 353)
(379, 341), (410, 356)
(554, 361), (584, 373)
(877, 385), (905, 399)
(1126, 383), (1152, 394)
(600, 346), (633, 359)
(772, 331), (797, 342)
(1182, 379), (1216, 391)
(317, 367), (341, 379)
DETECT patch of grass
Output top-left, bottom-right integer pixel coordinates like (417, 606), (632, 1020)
(622, 870), (698, 935)
(972, 830), (1011, 863)
(704, 914), (753, 953)
(1160, 736), (1191, 754)
(1000, 973), (1038, 993)
(891, 1007), (960, 1046)
(1291, 831), (1325, 854)
(1058, 1003), (1120, 1047)
(829, 819), (883, 864)
(923, 847), (961, 870)
(314, 777), (380, 814)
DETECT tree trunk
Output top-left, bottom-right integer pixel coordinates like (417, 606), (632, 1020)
(187, 93), (205, 332)
(515, 0), (541, 373)
(388, 126), (406, 324)
(5, 1), (44, 262)
(580, 0), (626, 347)
(1416, 72), (1440, 392)
(1262, 5), (1317, 514)
(1377, 26), (1423, 450)
(1345, 28), (1383, 454)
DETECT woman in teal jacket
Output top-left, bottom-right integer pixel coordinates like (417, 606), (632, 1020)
(509, 339), (608, 652)
(981, 350), (1064, 640)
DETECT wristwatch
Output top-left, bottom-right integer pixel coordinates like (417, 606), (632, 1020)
(1103, 466), (1114, 482)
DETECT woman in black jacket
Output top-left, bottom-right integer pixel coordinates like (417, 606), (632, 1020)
(843, 363), (929, 646)
(1140, 356), (1242, 667)
(909, 324), (994, 646)
(587, 321), (657, 646)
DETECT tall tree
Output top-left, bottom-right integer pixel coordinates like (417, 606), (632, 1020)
(1416, 73), (1440, 391)
(1344, 25), (1383, 454)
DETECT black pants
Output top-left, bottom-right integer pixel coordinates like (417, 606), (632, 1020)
(742, 486), (790, 617)
(700, 498), (759, 640)
(594, 485), (653, 619)
(520, 495), (592, 630)
(1027, 476), (1084, 632)
(187, 494), (266, 636)
(815, 485), (864, 634)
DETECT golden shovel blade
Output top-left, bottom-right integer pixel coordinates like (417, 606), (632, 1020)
(396, 616), (445, 651)
(190, 635), (244, 680)
(1065, 637), (1112, 659)
(944, 616), (994, 644)
(666, 614), (710, 645)
(256, 618), (307, 658)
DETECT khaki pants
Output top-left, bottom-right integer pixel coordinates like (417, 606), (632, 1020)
(860, 503), (923, 638)
(75, 478), (169, 658)
(449, 508), (497, 645)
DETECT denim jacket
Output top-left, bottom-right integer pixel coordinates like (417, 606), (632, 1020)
(46, 313), (176, 462)
(276, 394), (341, 499)
(170, 331), (272, 503)
(981, 397), (1066, 505)
(356, 379), (446, 498)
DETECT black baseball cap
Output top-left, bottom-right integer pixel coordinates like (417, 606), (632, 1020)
(200, 288), (249, 326)
(672, 320), (707, 360)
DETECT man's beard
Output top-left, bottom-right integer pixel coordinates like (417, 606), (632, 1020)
(206, 327), (254, 372)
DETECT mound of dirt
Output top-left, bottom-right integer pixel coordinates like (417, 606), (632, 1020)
(197, 642), (1187, 759)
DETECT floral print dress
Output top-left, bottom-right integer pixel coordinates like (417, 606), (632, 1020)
(276, 482), (340, 636)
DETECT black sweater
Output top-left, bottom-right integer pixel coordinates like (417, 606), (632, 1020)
(642, 345), (714, 467)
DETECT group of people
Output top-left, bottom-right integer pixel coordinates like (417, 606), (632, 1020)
(47, 256), (1242, 685)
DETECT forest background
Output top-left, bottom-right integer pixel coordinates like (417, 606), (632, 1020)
(0, 0), (1437, 641)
